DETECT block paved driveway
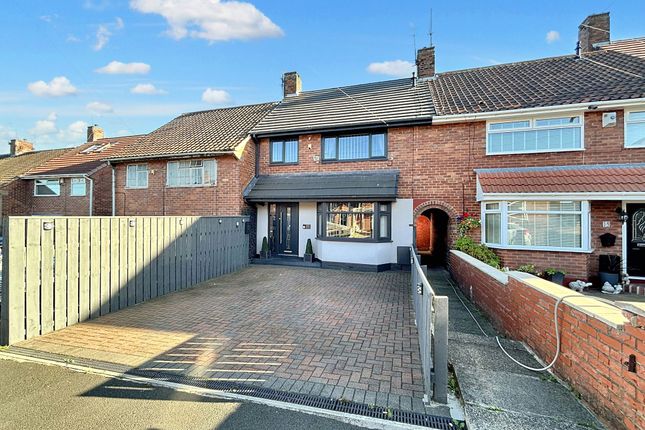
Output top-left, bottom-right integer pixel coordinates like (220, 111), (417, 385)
(16, 266), (428, 413)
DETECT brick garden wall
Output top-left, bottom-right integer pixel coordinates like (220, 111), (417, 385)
(448, 251), (644, 430)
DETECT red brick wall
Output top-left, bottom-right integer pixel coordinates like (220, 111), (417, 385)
(114, 153), (251, 217)
(29, 178), (91, 216)
(449, 252), (644, 430)
(257, 110), (645, 278)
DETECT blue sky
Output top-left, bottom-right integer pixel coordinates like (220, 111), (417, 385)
(1, 0), (644, 151)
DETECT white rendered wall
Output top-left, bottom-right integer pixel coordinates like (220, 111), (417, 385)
(256, 204), (268, 254)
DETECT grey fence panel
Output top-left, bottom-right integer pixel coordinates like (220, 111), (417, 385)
(0, 215), (249, 346)
(410, 246), (449, 404)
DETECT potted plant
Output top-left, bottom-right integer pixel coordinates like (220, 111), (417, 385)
(304, 238), (315, 263)
(260, 236), (270, 259)
(599, 255), (621, 286)
(544, 268), (566, 285)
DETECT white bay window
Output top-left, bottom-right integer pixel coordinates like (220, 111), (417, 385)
(487, 116), (583, 155)
(482, 200), (590, 251)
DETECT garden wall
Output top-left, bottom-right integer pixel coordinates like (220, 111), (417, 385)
(449, 250), (643, 430)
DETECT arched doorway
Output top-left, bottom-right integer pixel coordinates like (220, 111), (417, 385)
(416, 208), (450, 267)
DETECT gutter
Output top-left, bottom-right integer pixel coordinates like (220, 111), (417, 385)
(107, 150), (236, 163)
(431, 97), (645, 124)
(21, 173), (87, 180)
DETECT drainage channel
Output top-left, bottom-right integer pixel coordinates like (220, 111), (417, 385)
(6, 346), (464, 429)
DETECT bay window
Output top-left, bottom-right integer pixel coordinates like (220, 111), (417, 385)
(487, 116), (583, 155)
(483, 200), (589, 251)
(625, 110), (645, 148)
(322, 132), (387, 161)
(317, 202), (391, 241)
(167, 159), (216, 187)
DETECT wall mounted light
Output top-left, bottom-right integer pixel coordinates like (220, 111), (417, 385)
(129, 219), (136, 227)
(43, 221), (54, 231)
(616, 207), (629, 223)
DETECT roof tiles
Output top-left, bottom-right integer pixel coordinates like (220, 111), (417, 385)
(477, 164), (645, 194)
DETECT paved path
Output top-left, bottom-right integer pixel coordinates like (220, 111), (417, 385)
(0, 358), (362, 430)
(427, 268), (605, 430)
(13, 266), (437, 414)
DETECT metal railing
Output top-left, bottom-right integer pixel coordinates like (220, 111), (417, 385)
(410, 247), (449, 404)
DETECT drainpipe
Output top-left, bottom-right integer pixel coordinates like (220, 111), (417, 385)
(110, 163), (116, 216)
(85, 174), (94, 216)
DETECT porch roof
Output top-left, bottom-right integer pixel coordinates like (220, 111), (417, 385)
(476, 163), (645, 200)
(244, 170), (399, 202)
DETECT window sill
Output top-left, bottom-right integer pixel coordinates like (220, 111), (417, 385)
(125, 186), (148, 190)
(316, 237), (392, 244)
(624, 144), (645, 149)
(166, 184), (216, 188)
(485, 148), (585, 156)
(486, 244), (593, 254)
(269, 162), (299, 166)
(34, 194), (60, 197)
(321, 157), (388, 164)
(69, 195), (87, 198)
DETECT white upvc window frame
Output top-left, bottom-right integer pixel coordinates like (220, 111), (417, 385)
(34, 179), (61, 197)
(624, 108), (645, 148)
(481, 200), (591, 253)
(126, 164), (149, 189)
(166, 159), (217, 188)
(70, 177), (87, 196)
(486, 114), (584, 156)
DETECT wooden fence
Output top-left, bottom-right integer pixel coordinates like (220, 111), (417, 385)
(1, 215), (250, 345)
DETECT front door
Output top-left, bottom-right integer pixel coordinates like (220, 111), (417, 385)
(626, 204), (645, 277)
(269, 203), (299, 256)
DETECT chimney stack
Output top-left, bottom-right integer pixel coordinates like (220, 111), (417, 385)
(87, 124), (104, 142)
(9, 139), (34, 156)
(578, 12), (610, 53)
(282, 72), (302, 98)
(416, 46), (435, 79)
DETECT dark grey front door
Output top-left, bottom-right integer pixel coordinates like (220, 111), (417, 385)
(627, 204), (645, 277)
(269, 203), (299, 256)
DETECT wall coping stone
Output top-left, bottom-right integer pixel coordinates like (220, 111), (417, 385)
(451, 250), (630, 329)
(450, 250), (508, 284)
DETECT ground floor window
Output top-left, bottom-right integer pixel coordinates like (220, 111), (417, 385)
(317, 202), (391, 241)
(482, 200), (589, 251)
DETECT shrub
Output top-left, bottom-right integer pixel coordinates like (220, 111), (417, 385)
(544, 268), (565, 276)
(305, 238), (314, 255)
(457, 213), (481, 237)
(454, 236), (501, 269)
(261, 237), (269, 253)
(515, 264), (540, 276)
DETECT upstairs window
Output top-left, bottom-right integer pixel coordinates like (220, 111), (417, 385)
(126, 164), (149, 188)
(70, 178), (86, 196)
(167, 159), (216, 187)
(322, 132), (387, 161)
(34, 179), (60, 196)
(487, 116), (582, 155)
(270, 138), (298, 164)
(625, 110), (645, 148)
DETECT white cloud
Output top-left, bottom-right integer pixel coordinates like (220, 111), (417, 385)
(131, 83), (166, 95)
(0, 125), (17, 140)
(86, 101), (114, 114)
(67, 34), (81, 43)
(367, 60), (416, 78)
(30, 112), (58, 135)
(40, 15), (58, 23)
(546, 30), (560, 43)
(66, 121), (90, 140)
(96, 61), (151, 74)
(27, 76), (78, 97)
(94, 17), (125, 51)
(201, 88), (230, 104)
(130, 0), (284, 42)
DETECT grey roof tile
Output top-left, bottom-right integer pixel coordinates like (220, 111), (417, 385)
(252, 78), (434, 136)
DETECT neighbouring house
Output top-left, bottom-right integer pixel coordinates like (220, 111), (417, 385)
(245, 12), (645, 280)
(0, 139), (68, 232)
(106, 102), (277, 219)
(20, 126), (142, 217)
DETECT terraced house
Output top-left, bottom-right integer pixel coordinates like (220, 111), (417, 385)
(245, 13), (645, 282)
